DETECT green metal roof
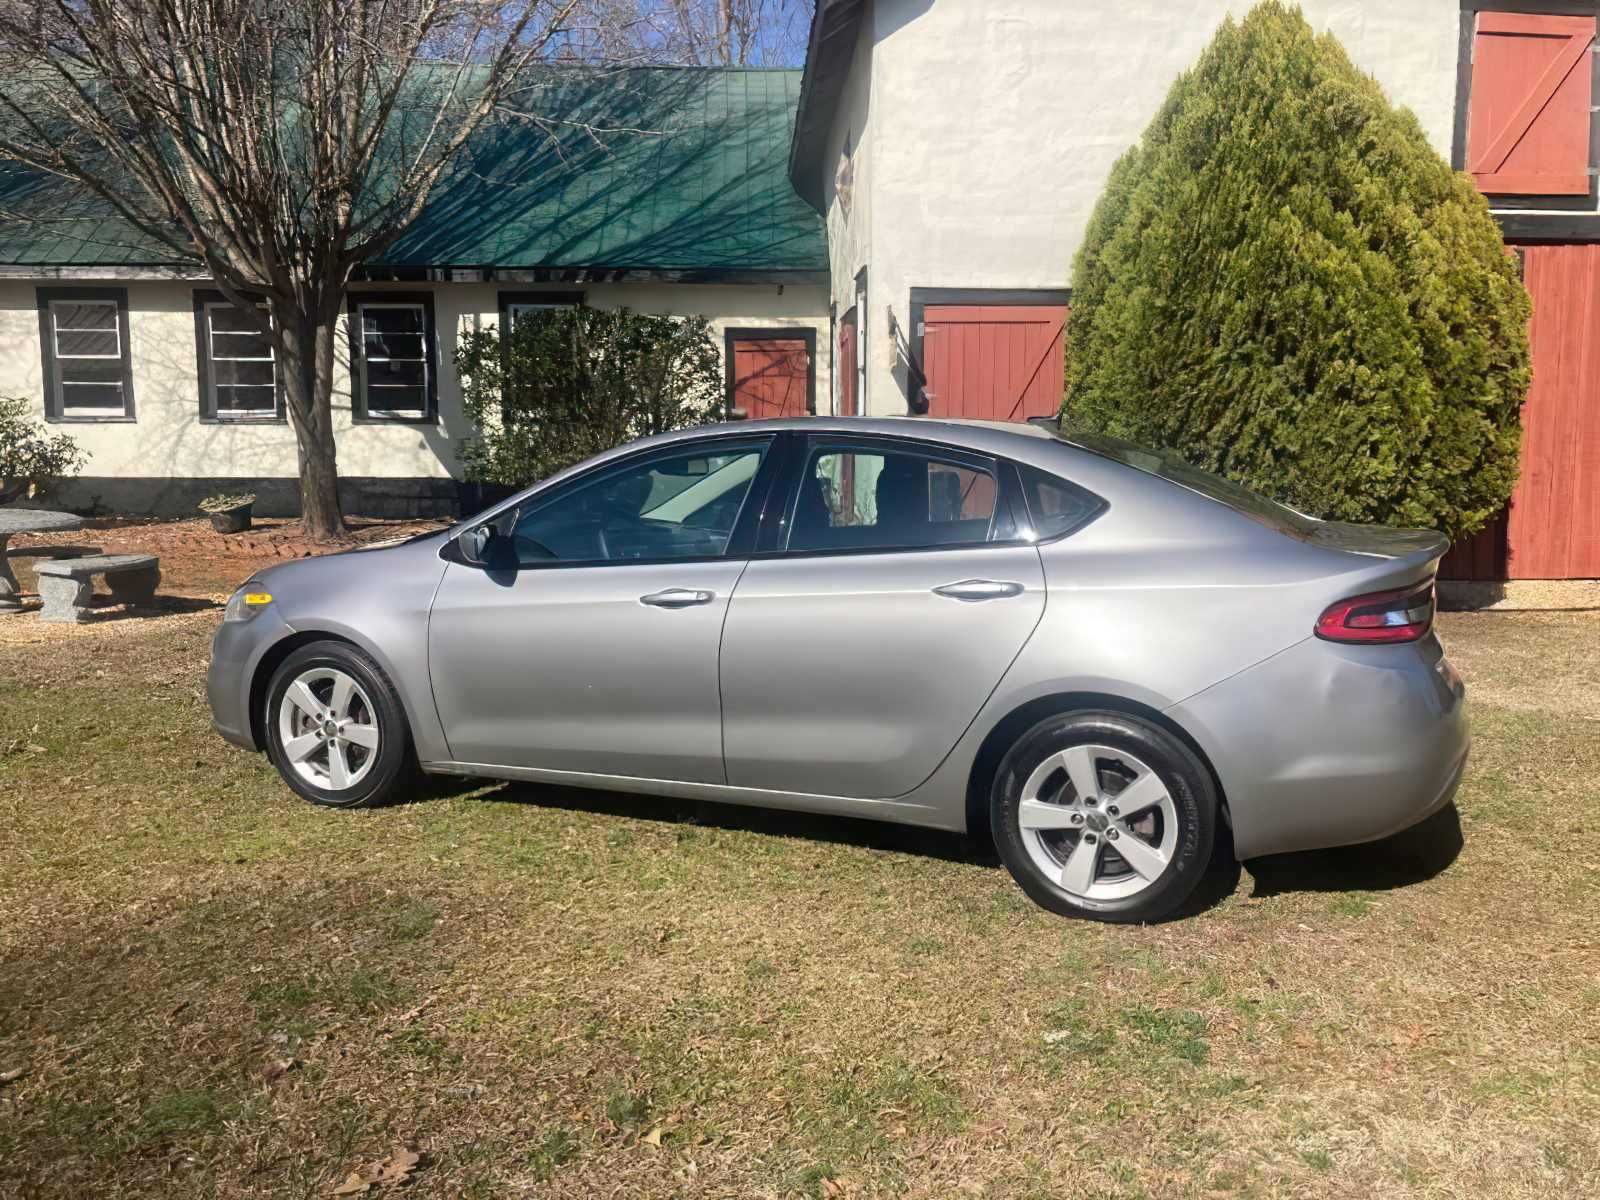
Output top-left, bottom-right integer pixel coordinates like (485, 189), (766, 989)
(0, 67), (825, 276)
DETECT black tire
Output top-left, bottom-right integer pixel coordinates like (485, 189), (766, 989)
(264, 640), (420, 809)
(990, 711), (1216, 923)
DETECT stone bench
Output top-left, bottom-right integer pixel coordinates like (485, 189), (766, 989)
(35, 554), (161, 623)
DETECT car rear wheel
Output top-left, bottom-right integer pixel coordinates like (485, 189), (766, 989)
(991, 711), (1216, 923)
(265, 641), (419, 809)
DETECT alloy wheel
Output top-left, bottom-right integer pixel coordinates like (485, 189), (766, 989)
(1016, 743), (1179, 902)
(276, 666), (381, 792)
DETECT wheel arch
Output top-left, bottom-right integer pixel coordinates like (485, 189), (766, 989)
(964, 692), (1229, 844)
(248, 630), (364, 750)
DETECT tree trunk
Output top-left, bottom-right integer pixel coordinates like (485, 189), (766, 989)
(278, 304), (346, 540)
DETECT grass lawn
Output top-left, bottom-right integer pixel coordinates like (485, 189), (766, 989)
(1, 579), (1597, 1197)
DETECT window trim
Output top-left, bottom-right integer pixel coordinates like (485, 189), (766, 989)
(724, 326), (818, 419)
(347, 290), (438, 424)
(444, 432), (784, 572)
(37, 286), (135, 423)
(768, 432), (1030, 560)
(1453, 2), (1600, 211)
(192, 290), (285, 424)
(496, 289), (583, 333)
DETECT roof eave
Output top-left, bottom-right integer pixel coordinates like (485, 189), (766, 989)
(788, 0), (869, 214)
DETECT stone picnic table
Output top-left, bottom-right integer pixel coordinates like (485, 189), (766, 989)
(0, 509), (85, 611)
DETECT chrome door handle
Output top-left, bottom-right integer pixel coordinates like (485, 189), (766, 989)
(640, 588), (715, 608)
(932, 579), (1025, 602)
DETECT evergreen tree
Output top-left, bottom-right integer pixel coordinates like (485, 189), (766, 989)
(1063, 1), (1530, 537)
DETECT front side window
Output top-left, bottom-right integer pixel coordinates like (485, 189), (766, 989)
(509, 441), (768, 566)
(351, 295), (435, 421)
(195, 293), (281, 420)
(39, 288), (133, 420)
(787, 444), (1000, 553)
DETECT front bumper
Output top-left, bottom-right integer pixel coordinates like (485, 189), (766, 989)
(1168, 632), (1469, 861)
(207, 604), (294, 752)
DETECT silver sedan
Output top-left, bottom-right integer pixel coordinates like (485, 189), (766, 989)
(208, 418), (1467, 923)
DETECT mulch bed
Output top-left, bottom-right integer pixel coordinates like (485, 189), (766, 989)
(5, 515), (449, 600)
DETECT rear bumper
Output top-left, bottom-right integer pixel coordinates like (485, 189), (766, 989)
(1167, 633), (1469, 861)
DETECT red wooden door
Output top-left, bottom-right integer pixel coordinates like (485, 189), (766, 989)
(837, 309), (858, 416)
(1467, 12), (1595, 196)
(730, 336), (811, 419)
(920, 304), (1067, 422)
(1501, 243), (1600, 578)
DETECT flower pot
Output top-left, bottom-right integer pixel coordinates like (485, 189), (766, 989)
(209, 503), (253, 534)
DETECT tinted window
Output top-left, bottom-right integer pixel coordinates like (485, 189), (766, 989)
(1018, 464), (1103, 540)
(787, 446), (999, 553)
(511, 443), (765, 565)
(1052, 424), (1320, 537)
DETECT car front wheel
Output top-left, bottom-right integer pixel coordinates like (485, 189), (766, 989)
(264, 641), (418, 809)
(991, 711), (1216, 923)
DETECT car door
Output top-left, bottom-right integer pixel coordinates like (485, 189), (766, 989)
(719, 434), (1046, 798)
(427, 434), (779, 781)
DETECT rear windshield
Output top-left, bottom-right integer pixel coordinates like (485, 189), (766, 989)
(1048, 423), (1322, 538)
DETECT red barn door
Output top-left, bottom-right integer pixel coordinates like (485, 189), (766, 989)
(919, 303), (1067, 422)
(728, 333), (813, 420)
(1503, 244), (1600, 578)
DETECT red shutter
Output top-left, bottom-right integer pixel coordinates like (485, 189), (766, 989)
(729, 337), (811, 419)
(1467, 12), (1595, 196)
(920, 304), (1067, 422)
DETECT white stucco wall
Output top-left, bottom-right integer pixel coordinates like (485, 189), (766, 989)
(0, 277), (829, 509)
(839, 0), (1463, 412)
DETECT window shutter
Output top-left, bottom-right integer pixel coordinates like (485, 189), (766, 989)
(1468, 12), (1594, 196)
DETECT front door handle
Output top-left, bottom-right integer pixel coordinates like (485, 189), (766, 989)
(932, 579), (1025, 602)
(640, 588), (715, 608)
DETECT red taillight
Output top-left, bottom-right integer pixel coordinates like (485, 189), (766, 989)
(1315, 581), (1435, 644)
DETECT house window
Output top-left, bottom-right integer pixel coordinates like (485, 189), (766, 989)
(194, 292), (282, 421)
(1460, 8), (1598, 200)
(349, 293), (436, 422)
(497, 290), (582, 333)
(37, 287), (134, 421)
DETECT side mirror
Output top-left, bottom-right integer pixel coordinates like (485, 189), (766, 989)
(459, 524), (494, 565)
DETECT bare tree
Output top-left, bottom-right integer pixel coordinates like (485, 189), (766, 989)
(0, 0), (587, 538)
(575, 0), (811, 67)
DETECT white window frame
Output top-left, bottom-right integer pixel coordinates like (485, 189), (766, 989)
(203, 299), (280, 420)
(354, 298), (433, 422)
(46, 296), (131, 420)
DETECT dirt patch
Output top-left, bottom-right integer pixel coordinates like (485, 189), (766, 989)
(3, 515), (448, 602)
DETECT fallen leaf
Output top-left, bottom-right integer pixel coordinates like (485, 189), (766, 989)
(327, 1146), (423, 1195)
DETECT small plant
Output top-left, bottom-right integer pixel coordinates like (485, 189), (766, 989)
(197, 492), (256, 514)
(0, 396), (86, 504)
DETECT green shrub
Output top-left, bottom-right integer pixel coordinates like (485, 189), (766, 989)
(455, 306), (724, 486)
(1063, 1), (1530, 537)
(0, 396), (86, 504)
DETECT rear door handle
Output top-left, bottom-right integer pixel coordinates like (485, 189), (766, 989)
(640, 588), (715, 608)
(932, 579), (1025, 602)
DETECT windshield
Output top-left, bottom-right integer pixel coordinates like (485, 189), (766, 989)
(1048, 422), (1322, 537)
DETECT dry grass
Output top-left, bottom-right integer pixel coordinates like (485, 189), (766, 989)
(1, 608), (1598, 1198)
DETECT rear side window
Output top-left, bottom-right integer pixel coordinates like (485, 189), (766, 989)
(1018, 463), (1104, 540)
(788, 446), (1000, 553)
